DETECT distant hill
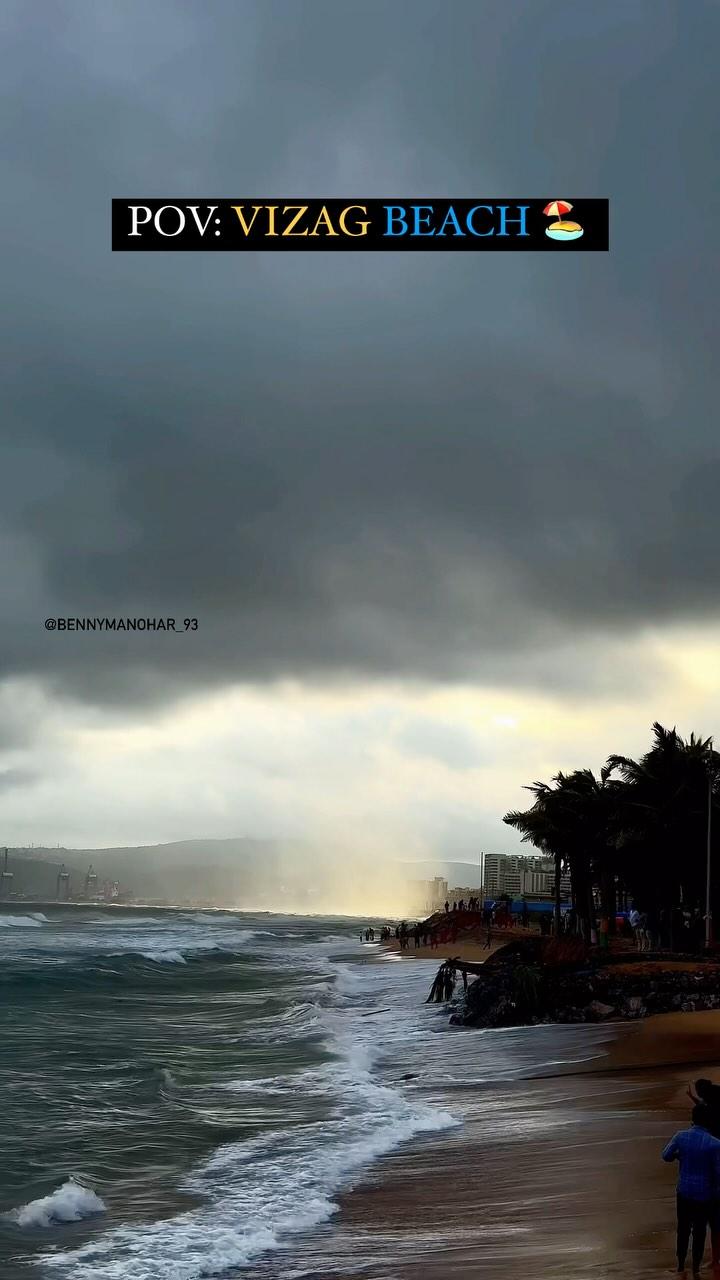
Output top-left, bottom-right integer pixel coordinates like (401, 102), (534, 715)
(1, 842), (516, 910)
(3, 839), (293, 905)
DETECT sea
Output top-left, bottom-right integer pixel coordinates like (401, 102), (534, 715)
(0, 907), (616, 1280)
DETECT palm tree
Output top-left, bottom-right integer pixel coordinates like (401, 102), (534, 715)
(609, 722), (720, 943)
(504, 724), (720, 953)
(503, 780), (567, 935)
(504, 767), (619, 940)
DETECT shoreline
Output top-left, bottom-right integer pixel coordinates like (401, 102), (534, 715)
(255, 989), (720, 1279)
(338, 1011), (720, 1278)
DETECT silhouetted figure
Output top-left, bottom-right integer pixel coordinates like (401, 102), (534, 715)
(444, 900), (449, 914)
(663, 1105), (720, 1275)
(689, 1080), (720, 1138)
(689, 1080), (720, 1265)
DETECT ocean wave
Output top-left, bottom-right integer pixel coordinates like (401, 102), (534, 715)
(8, 1179), (106, 1229)
(138, 950), (188, 965)
(90, 915), (193, 927)
(40, 997), (458, 1280)
(42, 1090), (455, 1280)
(0, 913), (46, 927)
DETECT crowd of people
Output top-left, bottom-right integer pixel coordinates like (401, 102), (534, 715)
(627, 905), (708, 953)
(663, 1078), (720, 1274)
(362, 896), (713, 962)
(360, 901), (533, 953)
(442, 896), (482, 913)
(361, 925), (398, 942)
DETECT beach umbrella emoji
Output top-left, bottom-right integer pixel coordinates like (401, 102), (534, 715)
(543, 200), (573, 219)
(544, 199), (583, 241)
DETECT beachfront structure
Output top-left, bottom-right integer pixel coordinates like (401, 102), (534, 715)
(483, 853), (571, 902)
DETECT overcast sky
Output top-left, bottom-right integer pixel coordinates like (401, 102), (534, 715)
(1, 0), (719, 858)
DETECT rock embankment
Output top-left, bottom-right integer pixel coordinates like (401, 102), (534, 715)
(451, 943), (720, 1028)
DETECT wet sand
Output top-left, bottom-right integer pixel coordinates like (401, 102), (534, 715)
(254, 1011), (720, 1280)
(382, 935), (510, 963)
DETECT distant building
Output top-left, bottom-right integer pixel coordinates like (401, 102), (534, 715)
(483, 853), (570, 902)
(408, 876), (448, 914)
(447, 887), (480, 908)
(483, 854), (524, 897)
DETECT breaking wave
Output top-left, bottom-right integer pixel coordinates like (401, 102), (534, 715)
(4, 911), (459, 1280)
(9, 1179), (106, 1229)
(138, 949), (188, 964)
(0, 913), (47, 928)
(41, 1039), (456, 1279)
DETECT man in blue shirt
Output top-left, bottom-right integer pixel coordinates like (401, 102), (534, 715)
(662, 1105), (720, 1274)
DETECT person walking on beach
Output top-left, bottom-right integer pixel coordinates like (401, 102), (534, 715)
(662, 1104), (720, 1275)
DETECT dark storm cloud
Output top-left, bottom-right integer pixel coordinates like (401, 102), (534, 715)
(1, 0), (719, 709)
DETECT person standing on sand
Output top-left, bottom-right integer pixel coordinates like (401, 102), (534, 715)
(688, 1080), (720, 1266)
(662, 1104), (720, 1275)
(688, 1081), (720, 1138)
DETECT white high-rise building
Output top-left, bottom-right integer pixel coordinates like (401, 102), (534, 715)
(483, 853), (570, 901)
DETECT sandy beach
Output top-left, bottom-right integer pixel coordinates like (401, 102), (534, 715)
(381, 933), (513, 963)
(254, 1006), (720, 1280)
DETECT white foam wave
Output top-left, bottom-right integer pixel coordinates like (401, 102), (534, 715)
(44, 1092), (455, 1279)
(36, 922), (459, 1280)
(138, 950), (188, 965)
(42, 1008), (457, 1280)
(9, 1179), (106, 1229)
(93, 916), (170, 927)
(0, 914), (45, 928)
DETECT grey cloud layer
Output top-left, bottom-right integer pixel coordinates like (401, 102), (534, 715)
(1, 0), (719, 706)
